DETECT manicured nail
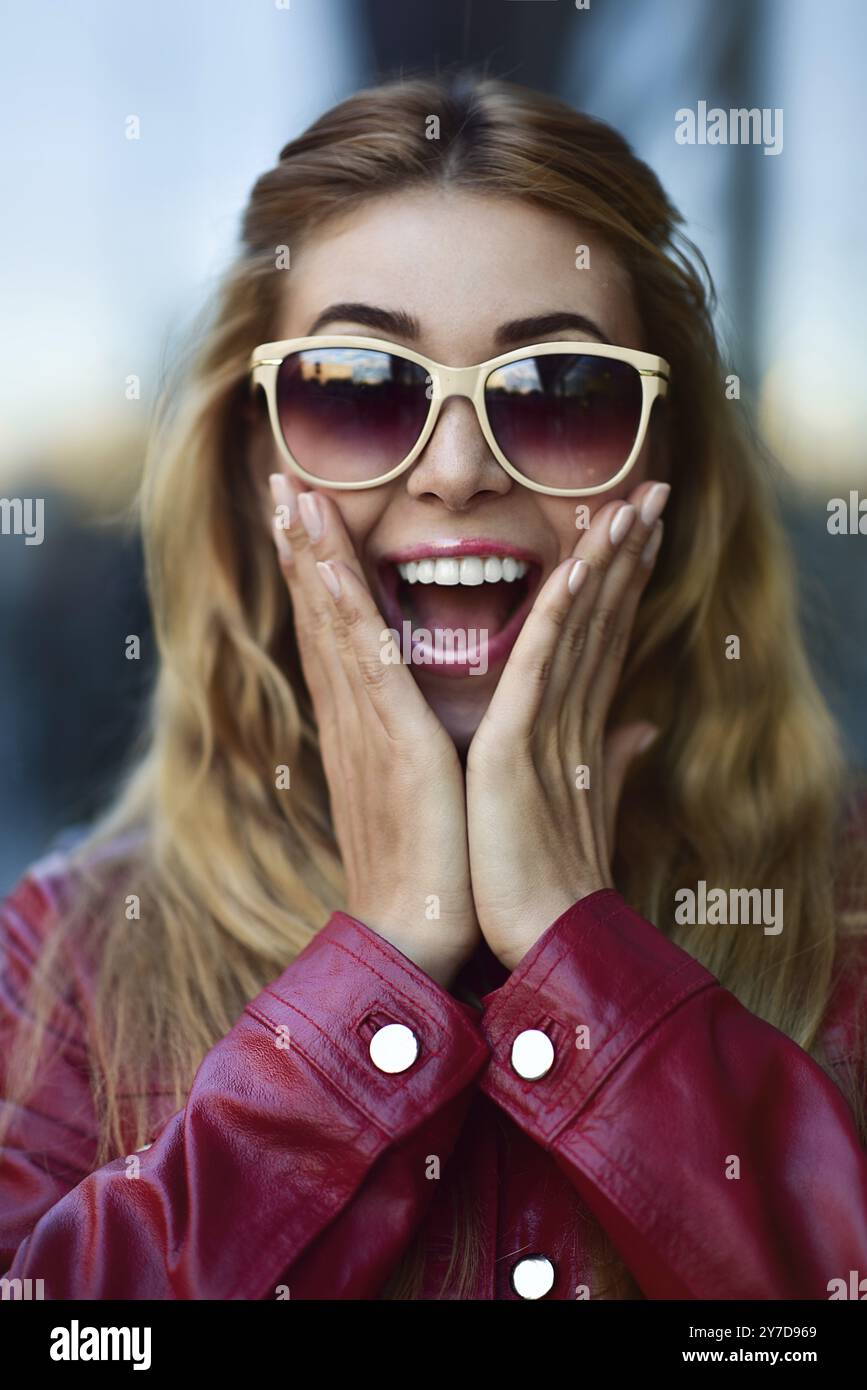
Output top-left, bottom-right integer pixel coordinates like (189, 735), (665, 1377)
(269, 472), (295, 526)
(639, 482), (670, 528)
(299, 490), (324, 542)
(641, 520), (664, 566)
(609, 503), (636, 546)
(568, 559), (589, 596)
(316, 560), (341, 599)
(272, 519), (292, 565)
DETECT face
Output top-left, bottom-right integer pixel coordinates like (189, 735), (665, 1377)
(266, 189), (666, 749)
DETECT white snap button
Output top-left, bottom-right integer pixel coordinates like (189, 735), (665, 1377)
(369, 1022), (419, 1074)
(511, 1255), (556, 1299)
(510, 1028), (555, 1079)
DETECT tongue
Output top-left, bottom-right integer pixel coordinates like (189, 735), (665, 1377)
(405, 581), (516, 636)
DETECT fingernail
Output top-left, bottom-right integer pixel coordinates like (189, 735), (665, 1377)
(641, 520), (664, 567)
(637, 726), (660, 753)
(299, 491), (324, 542)
(269, 472), (295, 526)
(609, 503), (636, 546)
(568, 558), (589, 595)
(639, 482), (670, 528)
(272, 519), (292, 565)
(316, 560), (341, 599)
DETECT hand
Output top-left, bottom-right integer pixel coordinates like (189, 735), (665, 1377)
(268, 470), (481, 990)
(465, 480), (669, 971)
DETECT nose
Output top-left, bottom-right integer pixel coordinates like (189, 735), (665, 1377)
(405, 397), (512, 510)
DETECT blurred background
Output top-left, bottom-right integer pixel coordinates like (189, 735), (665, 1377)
(1, 0), (865, 891)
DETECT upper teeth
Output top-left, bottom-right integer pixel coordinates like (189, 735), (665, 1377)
(397, 556), (529, 585)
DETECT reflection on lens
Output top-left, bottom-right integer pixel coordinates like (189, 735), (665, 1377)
(276, 347), (430, 481)
(485, 354), (642, 488)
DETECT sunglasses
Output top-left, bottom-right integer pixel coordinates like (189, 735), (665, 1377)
(248, 335), (670, 497)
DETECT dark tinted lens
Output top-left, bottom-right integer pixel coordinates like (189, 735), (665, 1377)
(275, 347), (430, 482)
(484, 354), (642, 488)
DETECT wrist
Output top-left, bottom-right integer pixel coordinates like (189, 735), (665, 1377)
(346, 907), (471, 992)
(484, 880), (611, 972)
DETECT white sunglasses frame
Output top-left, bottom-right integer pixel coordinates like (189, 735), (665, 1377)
(248, 335), (670, 497)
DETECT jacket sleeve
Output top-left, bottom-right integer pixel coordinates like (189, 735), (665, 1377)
(476, 886), (867, 1299)
(0, 869), (489, 1299)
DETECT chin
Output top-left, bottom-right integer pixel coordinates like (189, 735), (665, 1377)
(411, 668), (495, 754)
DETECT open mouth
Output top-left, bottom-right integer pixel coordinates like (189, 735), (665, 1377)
(377, 544), (542, 676)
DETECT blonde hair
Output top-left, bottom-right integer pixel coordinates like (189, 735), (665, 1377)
(3, 73), (866, 1301)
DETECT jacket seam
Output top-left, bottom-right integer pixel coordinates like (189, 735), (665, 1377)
(481, 899), (710, 1112)
(544, 962), (713, 1113)
(262, 919), (484, 1048)
(480, 973), (718, 1141)
(243, 999), (398, 1137)
(327, 936), (469, 1035)
(244, 998), (484, 1138)
(250, 989), (452, 1068)
(326, 939), (488, 1056)
(548, 976), (719, 1132)
(482, 894), (630, 1030)
(564, 1126), (716, 1300)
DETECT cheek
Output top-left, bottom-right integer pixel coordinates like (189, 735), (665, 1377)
(320, 491), (384, 553)
(539, 496), (615, 561)
(543, 438), (655, 560)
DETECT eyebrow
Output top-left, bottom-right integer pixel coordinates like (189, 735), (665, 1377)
(495, 312), (610, 346)
(305, 303), (611, 346)
(306, 303), (420, 338)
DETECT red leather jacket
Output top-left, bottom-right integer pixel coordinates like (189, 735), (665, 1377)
(2, 838), (866, 1300)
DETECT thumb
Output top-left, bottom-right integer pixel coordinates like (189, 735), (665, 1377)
(603, 722), (660, 847)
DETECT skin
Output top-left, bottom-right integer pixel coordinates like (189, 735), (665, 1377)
(261, 189), (671, 987)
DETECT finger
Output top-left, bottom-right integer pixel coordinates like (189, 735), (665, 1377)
(541, 482), (670, 723)
(531, 496), (636, 728)
(477, 493), (638, 740)
(279, 476), (389, 663)
(270, 474), (440, 745)
(479, 484), (668, 743)
(283, 481), (435, 730)
(479, 547), (595, 740)
(504, 493), (641, 739)
(583, 516), (663, 741)
(313, 556), (441, 742)
(267, 473), (352, 714)
(571, 484), (669, 711)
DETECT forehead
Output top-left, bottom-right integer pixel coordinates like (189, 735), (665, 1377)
(277, 188), (644, 357)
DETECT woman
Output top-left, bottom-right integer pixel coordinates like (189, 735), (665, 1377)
(1, 73), (866, 1301)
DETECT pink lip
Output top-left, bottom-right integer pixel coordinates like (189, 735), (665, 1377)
(375, 539), (543, 678)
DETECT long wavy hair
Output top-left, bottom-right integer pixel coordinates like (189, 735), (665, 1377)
(3, 73), (866, 1301)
